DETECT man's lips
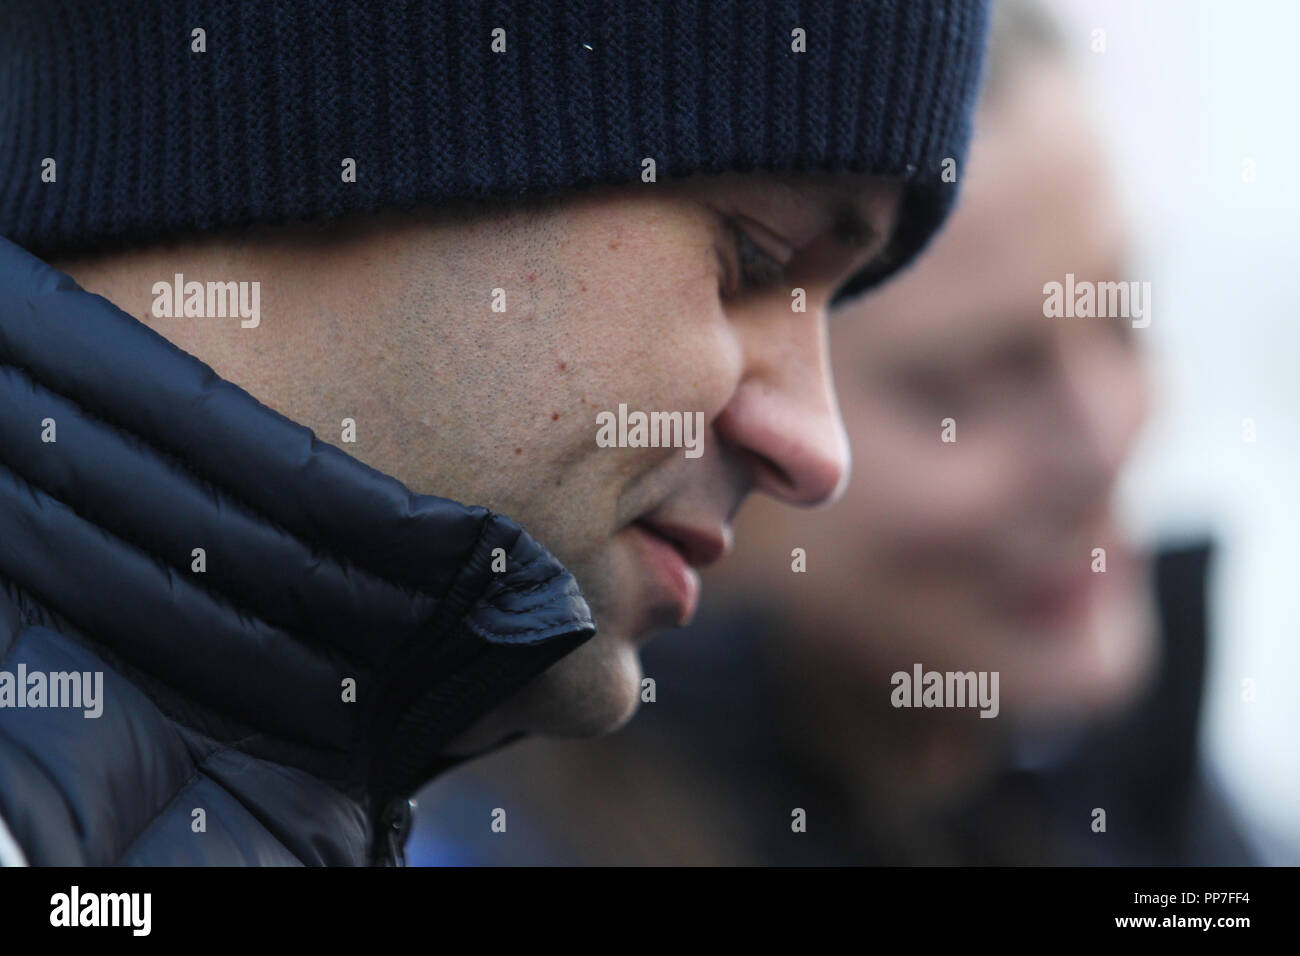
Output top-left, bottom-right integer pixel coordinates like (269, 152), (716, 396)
(634, 518), (731, 569)
(628, 518), (731, 628)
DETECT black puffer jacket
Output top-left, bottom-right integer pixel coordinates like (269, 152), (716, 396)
(0, 237), (595, 865)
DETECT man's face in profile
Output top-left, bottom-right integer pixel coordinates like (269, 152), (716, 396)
(55, 170), (902, 743)
(408, 171), (902, 741)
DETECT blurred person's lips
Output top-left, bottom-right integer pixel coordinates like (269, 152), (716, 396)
(629, 517), (732, 628)
(1009, 566), (1095, 628)
(1003, 540), (1135, 631)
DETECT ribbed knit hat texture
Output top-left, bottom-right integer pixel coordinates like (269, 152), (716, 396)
(0, 0), (989, 296)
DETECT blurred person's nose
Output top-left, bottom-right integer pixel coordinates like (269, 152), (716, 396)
(1032, 335), (1137, 513)
(714, 301), (850, 507)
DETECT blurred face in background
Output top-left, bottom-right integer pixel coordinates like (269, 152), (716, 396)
(726, 59), (1158, 725)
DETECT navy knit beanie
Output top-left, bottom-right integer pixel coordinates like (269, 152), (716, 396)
(0, 0), (989, 298)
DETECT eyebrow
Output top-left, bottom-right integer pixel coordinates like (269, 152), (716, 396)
(766, 173), (886, 246)
(826, 201), (901, 310)
(829, 202), (880, 251)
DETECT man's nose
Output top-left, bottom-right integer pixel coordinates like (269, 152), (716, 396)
(713, 313), (851, 507)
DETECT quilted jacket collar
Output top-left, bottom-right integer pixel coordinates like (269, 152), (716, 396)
(0, 237), (595, 823)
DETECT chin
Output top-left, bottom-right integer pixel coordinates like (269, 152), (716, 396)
(1010, 619), (1158, 726)
(515, 628), (645, 737)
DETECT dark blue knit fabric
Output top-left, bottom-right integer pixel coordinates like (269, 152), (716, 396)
(0, 0), (989, 297)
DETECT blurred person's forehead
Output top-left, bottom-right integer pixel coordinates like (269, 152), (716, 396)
(835, 60), (1129, 360)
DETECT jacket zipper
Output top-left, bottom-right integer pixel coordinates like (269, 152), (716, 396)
(377, 796), (415, 867)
